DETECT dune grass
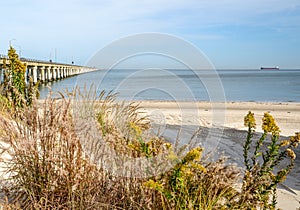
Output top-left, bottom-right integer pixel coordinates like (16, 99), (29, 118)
(0, 88), (299, 209)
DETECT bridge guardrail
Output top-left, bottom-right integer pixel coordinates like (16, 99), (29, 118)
(1, 56), (96, 69)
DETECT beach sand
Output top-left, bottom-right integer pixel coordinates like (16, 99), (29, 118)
(140, 101), (300, 210)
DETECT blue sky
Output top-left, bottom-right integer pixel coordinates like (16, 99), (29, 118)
(1, 0), (300, 69)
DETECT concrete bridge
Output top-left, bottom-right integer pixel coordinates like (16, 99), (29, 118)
(0, 54), (97, 84)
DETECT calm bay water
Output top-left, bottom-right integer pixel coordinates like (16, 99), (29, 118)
(38, 69), (300, 102)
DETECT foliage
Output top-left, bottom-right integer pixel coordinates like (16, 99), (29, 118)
(1, 46), (39, 108)
(144, 148), (239, 210)
(234, 112), (300, 209)
(0, 96), (104, 209)
(0, 89), (299, 209)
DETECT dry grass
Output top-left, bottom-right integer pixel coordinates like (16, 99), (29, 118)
(0, 89), (297, 209)
(0, 94), (105, 209)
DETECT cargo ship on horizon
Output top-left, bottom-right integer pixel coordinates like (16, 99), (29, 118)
(260, 66), (279, 70)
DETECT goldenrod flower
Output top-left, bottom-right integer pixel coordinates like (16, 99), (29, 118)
(292, 142), (299, 148)
(184, 147), (203, 163)
(279, 140), (290, 147)
(276, 169), (287, 182)
(286, 148), (296, 160)
(129, 122), (142, 137)
(262, 113), (280, 135)
(144, 179), (163, 191)
(164, 142), (172, 149)
(191, 162), (207, 173)
(244, 111), (256, 129)
(269, 172), (276, 182)
(290, 132), (300, 144)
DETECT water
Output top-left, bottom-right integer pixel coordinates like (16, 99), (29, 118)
(38, 69), (300, 102)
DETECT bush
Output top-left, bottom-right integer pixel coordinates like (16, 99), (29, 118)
(0, 46), (39, 109)
(232, 112), (300, 209)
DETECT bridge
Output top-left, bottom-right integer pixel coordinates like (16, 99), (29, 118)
(0, 54), (97, 84)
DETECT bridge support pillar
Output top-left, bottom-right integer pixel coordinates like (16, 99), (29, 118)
(58, 67), (62, 79)
(39, 66), (45, 83)
(27, 66), (38, 84)
(47, 66), (52, 81)
(33, 66), (38, 84)
(44, 66), (49, 82)
(63, 67), (66, 78)
(52, 67), (57, 81)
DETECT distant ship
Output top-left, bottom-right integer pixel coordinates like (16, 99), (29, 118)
(260, 66), (279, 70)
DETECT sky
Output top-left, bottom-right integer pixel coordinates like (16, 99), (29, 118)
(1, 0), (300, 69)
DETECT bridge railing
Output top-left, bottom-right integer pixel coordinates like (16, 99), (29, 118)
(19, 57), (75, 66)
(1, 54), (96, 69)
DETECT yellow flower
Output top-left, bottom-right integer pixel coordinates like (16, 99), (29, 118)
(164, 142), (172, 149)
(279, 140), (290, 147)
(286, 148), (296, 160)
(276, 169), (287, 182)
(183, 147), (203, 163)
(244, 111), (256, 129)
(129, 122), (142, 137)
(292, 142), (299, 148)
(290, 132), (300, 144)
(269, 172), (276, 182)
(144, 179), (163, 191)
(191, 162), (207, 173)
(262, 113), (280, 135)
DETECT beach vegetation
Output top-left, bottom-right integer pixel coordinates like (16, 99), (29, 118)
(0, 86), (298, 209)
(232, 111), (299, 209)
(0, 46), (39, 109)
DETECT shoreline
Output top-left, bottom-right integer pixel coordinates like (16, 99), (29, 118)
(138, 101), (300, 137)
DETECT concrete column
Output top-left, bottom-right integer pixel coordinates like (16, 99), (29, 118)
(32, 66), (38, 84)
(25, 66), (28, 84)
(39, 66), (45, 83)
(58, 67), (62, 79)
(63, 67), (66, 78)
(57, 67), (60, 79)
(58, 67), (61, 79)
(52, 67), (56, 81)
(56, 67), (60, 80)
(44, 66), (48, 82)
(47, 66), (52, 81)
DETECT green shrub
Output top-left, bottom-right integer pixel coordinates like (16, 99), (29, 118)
(0, 46), (39, 109)
(233, 112), (300, 209)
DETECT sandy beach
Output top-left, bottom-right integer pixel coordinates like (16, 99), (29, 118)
(140, 101), (300, 210)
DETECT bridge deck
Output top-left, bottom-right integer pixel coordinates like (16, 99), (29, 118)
(0, 55), (97, 84)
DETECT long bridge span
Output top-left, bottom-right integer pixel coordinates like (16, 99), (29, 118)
(0, 54), (97, 84)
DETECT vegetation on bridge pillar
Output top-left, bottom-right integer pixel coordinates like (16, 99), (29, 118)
(0, 46), (39, 108)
